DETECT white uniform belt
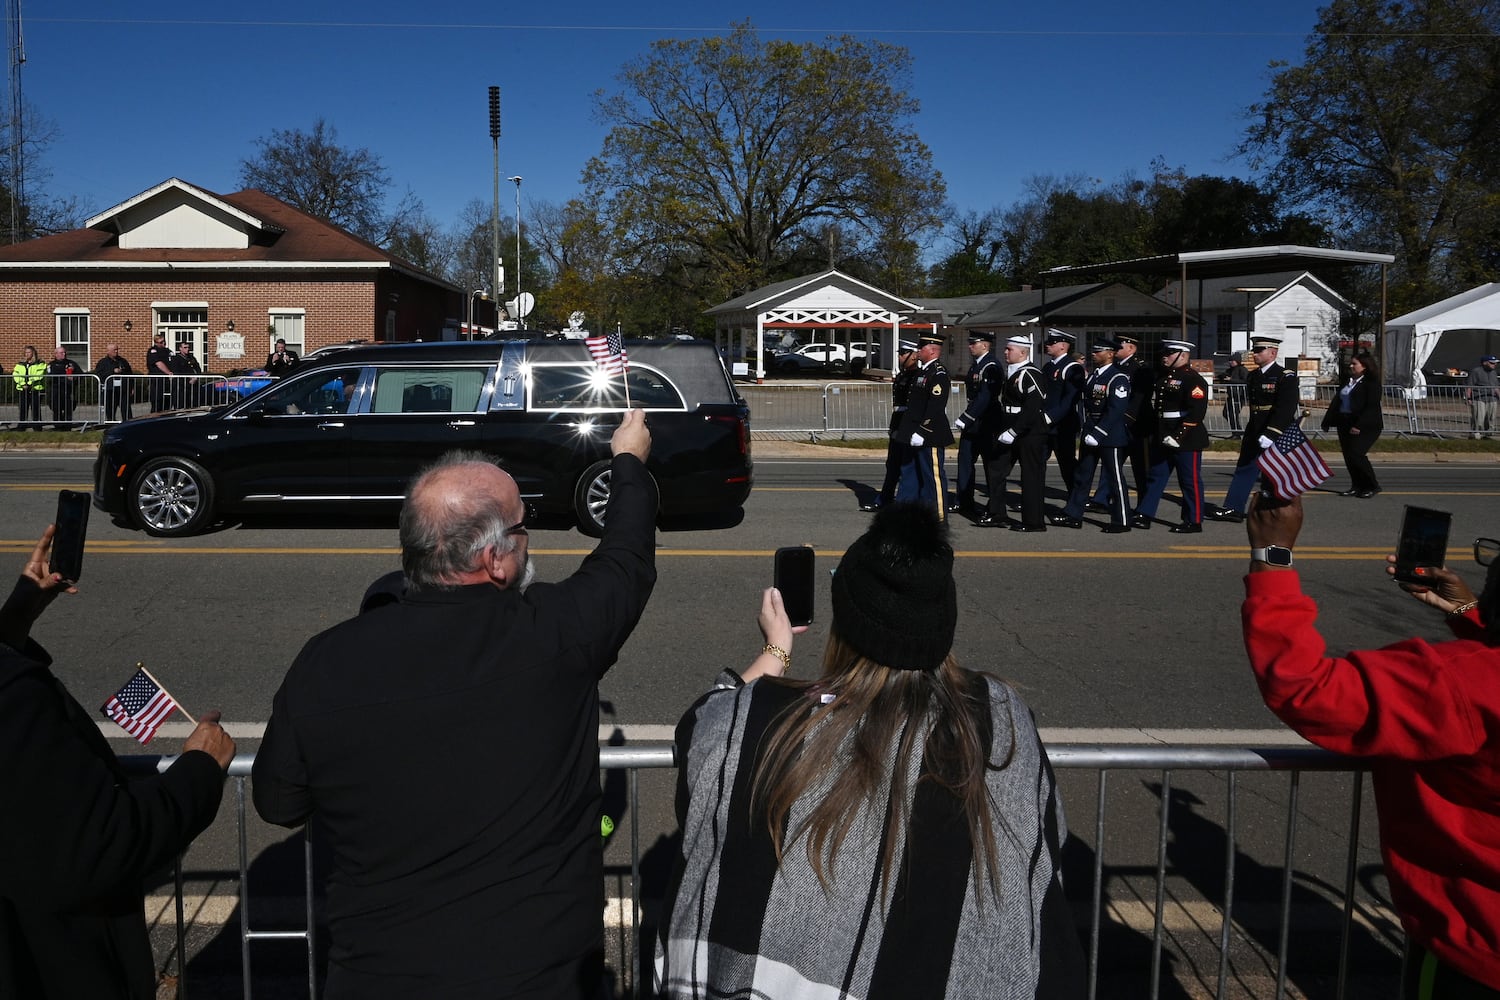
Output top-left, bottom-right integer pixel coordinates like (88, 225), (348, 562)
(1003, 405), (1023, 413)
(1160, 410), (1186, 418)
(893, 405), (908, 411)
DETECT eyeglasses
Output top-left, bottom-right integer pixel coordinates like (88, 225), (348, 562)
(1476, 538), (1499, 567)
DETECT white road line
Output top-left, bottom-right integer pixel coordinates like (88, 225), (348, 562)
(105, 722), (1309, 745)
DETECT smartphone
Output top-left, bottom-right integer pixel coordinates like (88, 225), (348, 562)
(774, 545), (816, 627)
(50, 489), (91, 584)
(1393, 505), (1452, 585)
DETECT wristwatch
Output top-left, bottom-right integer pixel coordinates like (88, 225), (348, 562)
(1250, 545), (1295, 567)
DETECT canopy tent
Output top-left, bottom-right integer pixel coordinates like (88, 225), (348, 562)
(1384, 283), (1500, 388)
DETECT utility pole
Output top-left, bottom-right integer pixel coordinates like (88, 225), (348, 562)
(6, 0), (25, 244)
(488, 86), (502, 300)
(509, 176), (522, 325)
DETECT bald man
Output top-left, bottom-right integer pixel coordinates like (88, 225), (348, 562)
(254, 410), (658, 999)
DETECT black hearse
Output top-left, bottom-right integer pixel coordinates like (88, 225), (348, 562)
(94, 339), (752, 537)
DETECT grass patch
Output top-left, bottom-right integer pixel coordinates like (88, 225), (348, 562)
(0, 430), (103, 447)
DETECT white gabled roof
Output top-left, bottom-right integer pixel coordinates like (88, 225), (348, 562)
(85, 177), (273, 234)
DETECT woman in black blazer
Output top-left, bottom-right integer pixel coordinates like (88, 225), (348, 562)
(1322, 349), (1384, 497)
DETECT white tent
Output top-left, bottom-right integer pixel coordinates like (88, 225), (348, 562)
(1385, 283), (1500, 388)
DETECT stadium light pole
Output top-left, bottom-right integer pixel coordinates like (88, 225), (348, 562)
(489, 86), (502, 301)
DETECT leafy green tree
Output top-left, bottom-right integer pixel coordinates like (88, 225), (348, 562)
(1241, 0), (1500, 309)
(584, 20), (946, 296)
(239, 118), (420, 248)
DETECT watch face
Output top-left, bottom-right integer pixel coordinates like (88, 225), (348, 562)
(1266, 546), (1294, 566)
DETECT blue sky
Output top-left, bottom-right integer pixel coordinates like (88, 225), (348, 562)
(22, 2), (1323, 253)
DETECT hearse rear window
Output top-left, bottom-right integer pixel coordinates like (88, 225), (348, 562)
(372, 368), (487, 413)
(527, 364), (684, 411)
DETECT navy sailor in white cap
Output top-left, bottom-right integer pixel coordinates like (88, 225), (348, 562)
(981, 334), (1047, 531)
(1132, 339), (1209, 532)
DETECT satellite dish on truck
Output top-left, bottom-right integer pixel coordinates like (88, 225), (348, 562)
(505, 292), (536, 319)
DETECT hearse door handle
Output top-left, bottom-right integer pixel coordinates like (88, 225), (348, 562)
(448, 419), (477, 428)
(316, 421), (345, 430)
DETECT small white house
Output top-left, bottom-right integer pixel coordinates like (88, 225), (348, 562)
(1157, 271), (1352, 378)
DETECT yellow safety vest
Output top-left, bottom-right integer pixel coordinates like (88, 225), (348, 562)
(12, 360), (45, 390)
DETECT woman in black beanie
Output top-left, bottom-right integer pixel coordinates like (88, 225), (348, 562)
(656, 504), (1083, 999)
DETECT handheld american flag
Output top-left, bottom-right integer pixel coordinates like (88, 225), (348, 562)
(1257, 420), (1331, 500)
(585, 332), (629, 376)
(101, 666), (180, 744)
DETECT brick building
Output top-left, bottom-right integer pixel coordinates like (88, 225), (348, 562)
(0, 177), (461, 373)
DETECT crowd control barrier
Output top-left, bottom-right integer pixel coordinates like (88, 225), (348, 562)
(736, 381), (1495, 442)
(1, 374), (256, 428)
(123, 743), (1399, 1000)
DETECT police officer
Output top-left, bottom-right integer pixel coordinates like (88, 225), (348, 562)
(1051, 339), (1132, 532)
(861, 340), (918, 511)
(266, 338), (299, 377)
(1040, 329), (1086, 499)
(895, 331), (954, 517)
(1207, 334), (1300, 522)
(1132, 339), (1209, 533)
(950, 332), (1000, 518)
(982, 334), (1047, 532)
(145, 333), (173, 412)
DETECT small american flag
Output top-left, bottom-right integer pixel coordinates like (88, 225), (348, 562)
(101, 667), (179, 744)
(1258, 420), (1331, 500)
(585, 332), (629, 376)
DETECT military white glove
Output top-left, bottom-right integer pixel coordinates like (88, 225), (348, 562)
(953, 416), (967, 431)
(998, 429), (1017, 445)
(910, 432), (924, 447)
(1044, 413), (1053, 426)
(1083, 433), (1100, 447)
(1161, 435), (1181, 449)
(1258, 434), (1275, 450)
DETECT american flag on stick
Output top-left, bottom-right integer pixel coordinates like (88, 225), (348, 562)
(585, 332), (629, 376)
(101, 664), (181, 745)
(1258, 419), (1331, 500)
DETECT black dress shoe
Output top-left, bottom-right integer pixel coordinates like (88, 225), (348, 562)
(1047, 514), (1083, 529)
(975, 513), (1009, 527)
(1207, 509), (1244, 523)
(1130, 514), (1152, 529)
(1100, 524), (1132, 534)
(1009, 523), (1046, 533)
(1169, 522), (1203, 534)
(1085, 501), (1109, 513)
(1338, 489), (1359, 497)
(947, 502), (966, 514)
(1356, 489), (1381, 498)
(859, 502), (881, 512)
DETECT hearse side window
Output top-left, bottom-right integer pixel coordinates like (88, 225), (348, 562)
(527, 364), (684, 411)
(371, 368), (487, 413)
(246, 368), (362, 416)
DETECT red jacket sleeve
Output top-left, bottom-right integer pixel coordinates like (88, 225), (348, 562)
(1241, 570), (1488, 758)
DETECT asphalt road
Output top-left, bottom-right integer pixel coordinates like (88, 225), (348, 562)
(3, 447), (1497, 996)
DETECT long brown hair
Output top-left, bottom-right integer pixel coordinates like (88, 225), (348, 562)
(749, 629), (1012, 904)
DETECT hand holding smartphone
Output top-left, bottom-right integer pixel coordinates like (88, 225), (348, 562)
(1392, 505), (1451, 585)
(773, 545), (816, 627)
(49, 490), (91, 584)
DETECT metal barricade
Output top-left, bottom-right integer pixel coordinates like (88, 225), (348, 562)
(126, 743), (1388, 1000)
(740, 381), (965, 441)
(3, 372), (104, 429)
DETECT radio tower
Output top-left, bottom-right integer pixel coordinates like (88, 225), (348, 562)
(5, 0), (23, 244)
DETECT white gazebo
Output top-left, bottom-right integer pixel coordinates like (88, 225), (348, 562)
(1385, 283), (1500, 388)
(705, 269), (925, 379)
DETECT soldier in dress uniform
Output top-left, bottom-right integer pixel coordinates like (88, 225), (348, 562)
(1040, 329), (1086, 501)
(949, 332), (1000, 518)
(894, 331), (954, 518)
(1132, 339), (1209, 533)
(981, 335), (1047, 532)
(1091, 332), (1152, 511)
(1207, 334), (1301, 522)
(1050, 339), (1132, 532)
(861, 340), (918, 511)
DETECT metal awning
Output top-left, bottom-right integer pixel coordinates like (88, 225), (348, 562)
(1041, 245), (1394, 281)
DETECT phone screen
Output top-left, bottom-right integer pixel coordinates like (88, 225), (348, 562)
(774, 546), (816, 627)
(1393, 505), (1452, 584)
(50, 489), (92, 583)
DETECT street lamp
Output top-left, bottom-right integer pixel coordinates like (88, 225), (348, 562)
(466, 289), (490, 340)
(508, 176), (522, 326)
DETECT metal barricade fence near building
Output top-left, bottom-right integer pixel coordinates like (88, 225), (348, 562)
(127, 744), (1392, 1000)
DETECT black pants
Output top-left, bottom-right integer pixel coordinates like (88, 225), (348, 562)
(954, 432), (993, 511)
(987, 434), (1046, 526)
(16, 387), (42, 426)
(1045, 427), (1078, 504)
(1337, 426), (1381, 493)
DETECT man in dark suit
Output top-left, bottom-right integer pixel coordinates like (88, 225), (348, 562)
(254, 409), (657, 999)
(1, 526), (234, 1000)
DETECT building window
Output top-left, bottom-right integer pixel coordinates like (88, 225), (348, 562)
(269, 311), (305, 356)
(1216, 314), (1233, 354)
(56, 311), (91, 365)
